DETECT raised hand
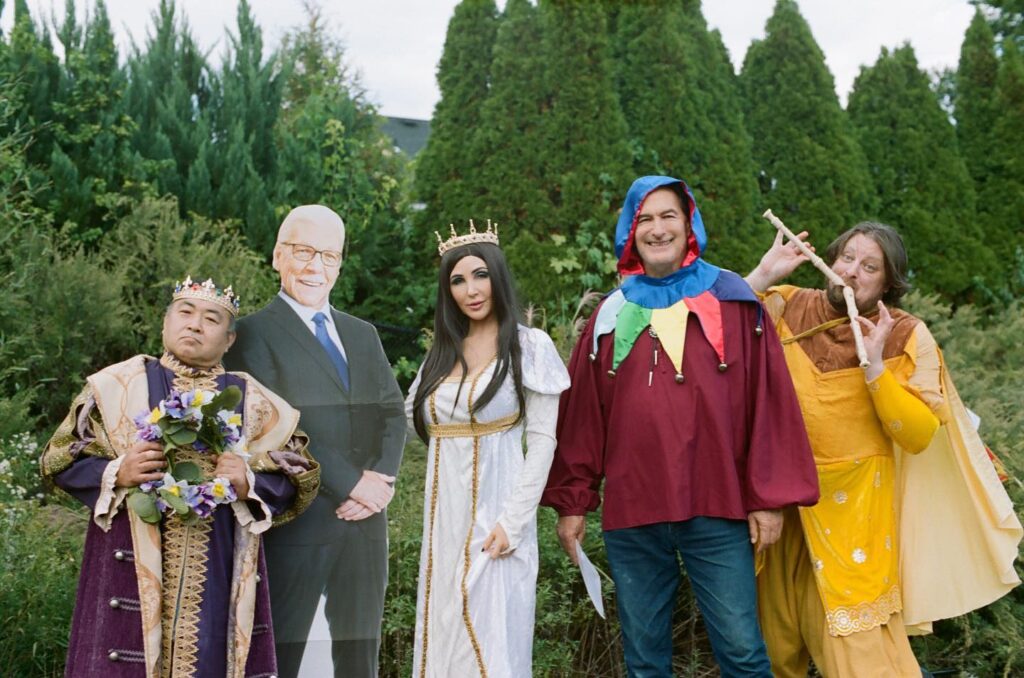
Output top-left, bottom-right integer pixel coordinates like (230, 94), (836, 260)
(857, 301), (895, 381)
(745, 229), (814, 292)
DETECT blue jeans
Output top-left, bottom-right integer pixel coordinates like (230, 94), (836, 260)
(603, 517), (772, 678)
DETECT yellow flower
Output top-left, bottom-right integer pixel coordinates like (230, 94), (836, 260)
(193, 390), (207, 406)
(212, 483), (228, 499)
(167, 485), (180, 497)
(227, 413), (242, 427)
(147, 407), (161, 424)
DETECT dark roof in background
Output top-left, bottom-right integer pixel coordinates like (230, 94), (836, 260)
(381, 116), (431, 157)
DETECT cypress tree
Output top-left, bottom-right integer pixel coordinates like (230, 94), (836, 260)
(987, 40), (1024, 268)
(413, 0), (497, 231)
(47, 0), (136, 242)
(537, 0), (630, 232)
(472, 0), (549, 232)
(613, 0), (759, 272)
(123, 0), (211, 210)
(207, 0), (282, 253)
(956, 10), (1000, 188)
(847, 45), (994, 299)
(740, 0), (875, 252)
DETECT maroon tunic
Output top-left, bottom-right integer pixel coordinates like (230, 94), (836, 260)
(542, 297), (819, 530)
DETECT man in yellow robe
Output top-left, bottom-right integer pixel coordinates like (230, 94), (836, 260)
(745, 221), (1021, 677)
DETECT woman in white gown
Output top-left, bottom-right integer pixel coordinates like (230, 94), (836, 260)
(406, 228), (570, 678)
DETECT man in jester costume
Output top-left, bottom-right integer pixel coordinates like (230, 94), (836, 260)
(746, 222), (1022, 677)
(543, 175), (820, 677)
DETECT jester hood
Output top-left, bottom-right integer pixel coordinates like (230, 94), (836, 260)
(597, 175), (760, 374)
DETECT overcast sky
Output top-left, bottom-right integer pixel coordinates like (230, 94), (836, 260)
(1, 0), (976, 119)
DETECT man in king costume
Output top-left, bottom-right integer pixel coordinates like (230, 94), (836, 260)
(41, 277), (320, 678)
(745, 222), (1022, 676)
(542, 175), (820, 676)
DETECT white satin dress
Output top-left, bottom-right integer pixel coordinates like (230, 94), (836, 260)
(406, 326), (570, 678)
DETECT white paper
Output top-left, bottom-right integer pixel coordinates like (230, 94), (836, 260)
(575, 541), (606, 619)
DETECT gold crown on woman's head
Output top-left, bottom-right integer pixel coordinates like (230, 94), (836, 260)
(173, 276), (241, 316)
(435, 219), (500, 256)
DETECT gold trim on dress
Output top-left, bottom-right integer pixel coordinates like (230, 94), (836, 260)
(460, 369), (489, 677)
(825, 584), (902, 637)
(426, 413), (519, 439)
(419, 393), (443, 678)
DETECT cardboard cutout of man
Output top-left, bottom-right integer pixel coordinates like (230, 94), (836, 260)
(224, 205), (406, 677)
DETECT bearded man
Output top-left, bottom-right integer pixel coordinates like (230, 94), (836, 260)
(746, 222), (1021, 677)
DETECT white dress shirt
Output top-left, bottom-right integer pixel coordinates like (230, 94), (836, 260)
(277, 290), (348, 360)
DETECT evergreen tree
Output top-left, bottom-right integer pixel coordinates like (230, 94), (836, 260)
(987, 39), (1024, 275)
(206, 0), (283, 253)
(2, 0), (61, 170)
(978, 0), (1024, 48)
(613, 0), (759, 272)
(511, 0), (630, 309)
(740, 0), (875, 253)
(123, 0), (211, 209)
(956, 10), (1000, 188)
(273, 4), (420, 322)
(847, 45), (994, 298)
(47, 0), (136, 243)
(472, 0), (549, 233)
(413, 0), (497, 231)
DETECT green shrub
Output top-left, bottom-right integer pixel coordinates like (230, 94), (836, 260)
(0, 500), (86, 677)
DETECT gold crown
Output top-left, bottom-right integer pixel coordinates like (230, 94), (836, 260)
(435, 219), (500, 256)
(173, 276), (241, 316)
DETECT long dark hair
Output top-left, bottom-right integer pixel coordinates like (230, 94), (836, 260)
(412, 242), (526, 443)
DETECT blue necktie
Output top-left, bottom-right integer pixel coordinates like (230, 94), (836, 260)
(312, 312), (350, 391)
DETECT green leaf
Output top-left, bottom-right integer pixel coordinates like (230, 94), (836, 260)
(213, 385), (243, 412)
(128, 491), (161, 524)
(168, 428), (197, 446)
(159, 489), (191, 515)
(173, 462), (202, 483)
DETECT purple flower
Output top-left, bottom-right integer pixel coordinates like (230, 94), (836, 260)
(139, 478), (164, 493)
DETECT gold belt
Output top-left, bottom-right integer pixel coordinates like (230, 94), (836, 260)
(426, 413), (519, 439)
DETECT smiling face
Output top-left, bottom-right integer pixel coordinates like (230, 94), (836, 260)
(272, 207), (346, 309)
(633, 187), (690, 278)
(827, 233), (889, 313)
(162, 299), (236, 368)
(448, 255), (493, 323)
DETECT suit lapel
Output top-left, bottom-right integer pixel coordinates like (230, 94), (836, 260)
(268, 296), (348, 394)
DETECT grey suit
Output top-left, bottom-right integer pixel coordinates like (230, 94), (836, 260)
(224, 295), (405, 677)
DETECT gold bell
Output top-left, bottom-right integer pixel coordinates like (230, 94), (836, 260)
(718, 362), (728, 372)
(674, 373), (685, 384)
(607, 369), (616, 378)
(755, 325), (763, 337)
(588, 353), (596, 362)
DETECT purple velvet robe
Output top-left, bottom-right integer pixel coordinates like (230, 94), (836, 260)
(54, 362), (295, 677)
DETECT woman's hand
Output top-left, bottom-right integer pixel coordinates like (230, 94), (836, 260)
(482, 523), (511, 559)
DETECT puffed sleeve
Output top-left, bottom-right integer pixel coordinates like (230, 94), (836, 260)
(496, 328), (570, 550)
